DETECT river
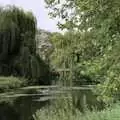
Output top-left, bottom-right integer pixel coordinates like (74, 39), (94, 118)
(0, 85), (104, 120)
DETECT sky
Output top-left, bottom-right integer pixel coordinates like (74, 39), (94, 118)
(0, 0), (59, 32)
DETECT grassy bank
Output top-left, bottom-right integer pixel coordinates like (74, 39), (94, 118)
(33, 97), (120, 120)
(34, 105), (120, 120)
(0, 76), (26, 93)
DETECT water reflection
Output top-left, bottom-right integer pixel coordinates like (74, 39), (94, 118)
(0, 102), (20, 120)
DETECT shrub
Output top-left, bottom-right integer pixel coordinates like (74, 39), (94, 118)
(0, 76), (25, 92)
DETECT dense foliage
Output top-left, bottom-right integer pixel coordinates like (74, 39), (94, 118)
(45, 0), (120, 100)
(50, 31), (101, 85)
(0, 6), (51, 85)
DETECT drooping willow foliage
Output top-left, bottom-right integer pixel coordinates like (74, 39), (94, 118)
(0, 6), (51, 84)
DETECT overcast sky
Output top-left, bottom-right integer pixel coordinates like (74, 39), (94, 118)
(0, 0), (59, 32)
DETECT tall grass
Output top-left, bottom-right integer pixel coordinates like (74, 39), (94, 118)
(33, 95), (80, 120)
(33, 95), (120, 120)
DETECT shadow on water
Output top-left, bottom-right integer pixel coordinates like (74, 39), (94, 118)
(0, 97), (48, 120)
(0, 102), (20, 120)
(0, 88), (49, 120)
(13, 96), (49, 120)
(0, 86), (105, 120)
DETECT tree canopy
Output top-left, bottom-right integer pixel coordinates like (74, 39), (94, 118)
(45, 0), (120, 100)
(0, 6), (51, 85)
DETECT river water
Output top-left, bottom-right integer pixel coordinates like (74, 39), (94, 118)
(0, 86), (104, 120)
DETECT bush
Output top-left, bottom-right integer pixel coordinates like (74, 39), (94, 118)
(0, 76), (25, 92)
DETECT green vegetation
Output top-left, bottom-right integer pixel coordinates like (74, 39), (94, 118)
(33, 96), (120, 120)
(0, 76), (25, 93)
(0, 6), (52, 85)
(34, 103), (120, 120)
(1, 0), (120, 119)
(32, 0), (120, 119)
(45, 0), (120, 101)
(49, 31), (101, 85)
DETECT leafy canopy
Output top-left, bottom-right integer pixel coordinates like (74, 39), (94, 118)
(45, 0), (120, 100)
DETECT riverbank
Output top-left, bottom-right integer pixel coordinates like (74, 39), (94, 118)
(0, 76), (26, 93)
(34, 101), (120, 120)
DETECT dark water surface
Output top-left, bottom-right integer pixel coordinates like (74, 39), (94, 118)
(0, 86), (104, 120)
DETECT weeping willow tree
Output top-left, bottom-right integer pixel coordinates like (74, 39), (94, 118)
(49, 31), (80, 86)
(0, 6), (51, 84)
